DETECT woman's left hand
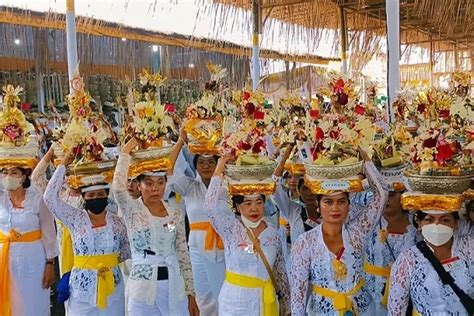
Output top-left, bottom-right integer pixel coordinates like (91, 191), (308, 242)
(42, 263), (56, 289)
(358, 146), (371, 162)
(187, 295), (200, 316)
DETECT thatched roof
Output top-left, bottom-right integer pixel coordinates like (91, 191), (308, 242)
(214, 0), (473, 50)
(0, 5), (337, 65)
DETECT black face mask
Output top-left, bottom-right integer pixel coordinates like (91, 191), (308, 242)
(84, 198), (108, 214)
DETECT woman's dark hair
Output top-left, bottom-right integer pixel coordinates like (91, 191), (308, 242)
(413, 210), (460, 229)
(136, 173), (167, 183)
(231, 194), (266, 215)
(19, 168), (32, 189)
(192, 155), (219, 169)
(297, 177), (305, 191)
(466, 200), (474, 214)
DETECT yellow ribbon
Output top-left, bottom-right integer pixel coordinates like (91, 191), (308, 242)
(225, 270), (277, 316)
(279, 218), (289, 226)
(189, 221), (224, 251)
(60, 222), (74, 275)
(0, 229), (42, 316)
(73, 253), (119, 309)
(312, 279), (365, 315)
(363, 260), (391, 307)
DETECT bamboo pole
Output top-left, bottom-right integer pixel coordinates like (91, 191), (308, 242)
(66, 0), (78, 87)
(340, 6), (348, 74)
(385, 0), (400, 123)
(252, 0), (261, 91)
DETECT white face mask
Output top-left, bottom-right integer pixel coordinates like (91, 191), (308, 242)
(241, 215), (263, 229)
(2, 175), (23, 191)
(421, 223), (454, 246)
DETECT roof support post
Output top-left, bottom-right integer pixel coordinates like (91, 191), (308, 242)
(385, 0), (400, 123)
(339, 6), (348, 74)
(65, 0), (78, 89)
(251, 0), (261, 91)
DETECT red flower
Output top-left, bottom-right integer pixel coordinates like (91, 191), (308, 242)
(309, 109), (320, 119)
(422, 137), (437, 148)
(243, 91), (251, 100)
(245, 102), (256, 116)
(21, 103), (31, 111)
(438, 109), (450, 118)
(329, 129), (340, 139)
(165, 103), (175, 113)
(73, 145), (82, 156)
(417, 103), (426, 113)
(435, 144), (453, 165)
(253, 110), (265, 120)
(315, 127), (324, 140)
(237, 141), (252, 151)
(337, 93), (349, 105)
(3, 124), (21, 141)
(252, 139), (265, 153)
(354, 104), (365, 115)
(333, 79), (345, 93)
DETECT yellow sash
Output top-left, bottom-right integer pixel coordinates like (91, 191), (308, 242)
(279, 218), (289, 226)
(312, 279), (365, 315)
(363, 260), (391, 307)
(73, 253), (119, 309)
(60, 222), (74, 276)
(0, 229), (42, 316)
(225, 270), (278, 316)
(189, 221), (224, 251)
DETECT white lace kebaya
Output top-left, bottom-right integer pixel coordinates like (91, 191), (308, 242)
(388, 235), (473, 315)
(290, 161), (388, 316)
(203, 176), (291, 315)
(364, 214), (420, 315)
(44, 165), (130, 308)
(112, 154), (195, 312)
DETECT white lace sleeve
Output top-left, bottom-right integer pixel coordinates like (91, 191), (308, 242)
(115, 216), (131, 263)
(272, 178), (305, 242)
(388, 249), (413, 316)
(39, 196), (59, 259)
(203, 176), (240, 242)
(31, 155), (49, 193)
(290, 233), (312, 316)
(348, 161), (388, 245)
(44, 165), (85, 231)
(275, 233), (291, 312)
(112, 154), (134, 223)
(167, 173), (193, 196)
(174, 208), (196, 296)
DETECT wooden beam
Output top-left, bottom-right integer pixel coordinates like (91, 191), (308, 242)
(261, 0), (314, 9)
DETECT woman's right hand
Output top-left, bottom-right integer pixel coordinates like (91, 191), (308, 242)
(121, 137), (139, 154)
(213, 155), (233, 177)
(61, 151), (75, 166)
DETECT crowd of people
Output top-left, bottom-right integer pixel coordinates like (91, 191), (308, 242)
(0, 69), (473, 316)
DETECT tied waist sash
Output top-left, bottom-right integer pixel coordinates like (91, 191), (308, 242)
(189, 221), (224, 251)
(225, 270), (278, 316)
(131, 253), (186, 313)
(73, 253), (119, 309)
(0, 229), (42, 316)
(312, 279), (365, 315)
(363, 260), (391, 307)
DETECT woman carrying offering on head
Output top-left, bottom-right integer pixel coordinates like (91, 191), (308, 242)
(203, 155), (290, 316)
(44, 151), (130, 315)
(290, 148), (389, 315)
(112, 137), (199, 316)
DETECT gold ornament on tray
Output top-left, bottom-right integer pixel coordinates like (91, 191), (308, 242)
(0, 85), (38, 169)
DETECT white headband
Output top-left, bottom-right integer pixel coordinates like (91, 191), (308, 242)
(143, 172), (167, 177)
(81, 184), (110, 193)
(243, 194), (263, 199)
